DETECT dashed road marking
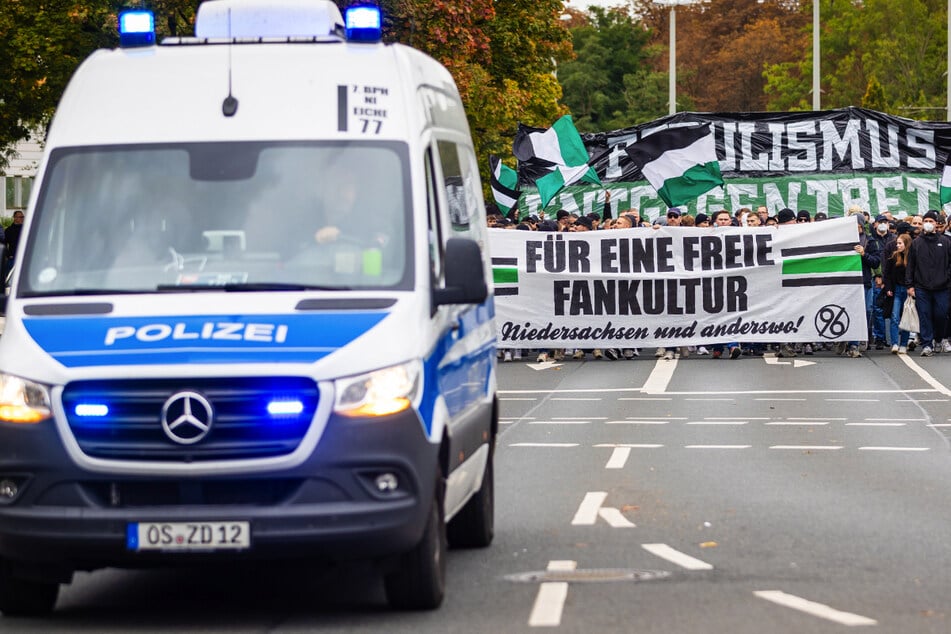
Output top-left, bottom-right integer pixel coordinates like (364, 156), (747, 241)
(687, 421), (748, 425)
(754, 590), (877, 626)
(766, 422), (830, 426)
(642, 543), (713, 571)
(846, 422), (906, 427)
(529, 560), (575, 627)
(858, 446), (930, 452)
(529, 420), (591, 425)
(510, 443), (579, 448)
(770, 445), (843, 450)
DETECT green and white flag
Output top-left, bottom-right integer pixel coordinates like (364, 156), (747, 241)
(512, 115), (591, 169)
(624, 124), (724, 208)
(489, 155), (521, 213)
(941, 158), (951, 206)
(536, 164), (601, 208)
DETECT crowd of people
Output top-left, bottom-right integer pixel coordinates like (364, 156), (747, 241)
(490, 200), (951, 361)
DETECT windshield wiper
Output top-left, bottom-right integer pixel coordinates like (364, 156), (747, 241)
(156, 283), (350, 292)
(24, 288), (145, 297)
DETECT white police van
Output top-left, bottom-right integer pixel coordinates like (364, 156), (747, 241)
(0, 0), (497, 615)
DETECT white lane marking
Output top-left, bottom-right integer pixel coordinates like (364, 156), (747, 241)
(642, 544), (713, 571)
(858, 446), (930, 452)
(766, 422), (830, 426)
(866, 418), (924, 421)
(847, 422), (906, 427)
(684, 445), (752, 449)
(628, 416), (687, 420)
(897, 354), (951, 397)
(500, 420), (517, 425)
(605, 447), (631, 469)
(754, 590), (877, 626)
(755, 398), (807, 401)
(826, 398), (879, 402)
(606, 420), (670, 425)
(685, 398), (734, 401)
(916, 399), (950, 402)
(928, 424), (951, 428)
(529, 420), (591, 425)
(499, 387), (935, 395)
(529, 560), (576, 627)
(770, 445), (843, 450)
(618, 397), (673, 401)
(687, 421), (748, 425)
(571, 492), (635, 527)
(789, 417), (846, 421)
(707, 416), (770, 420)
(641, 357), (678, 394)
(554, 416), (607, 420)
(551, 397), (601, 401)
(594, 444), (665, 448)
(510, 443), (579, 448)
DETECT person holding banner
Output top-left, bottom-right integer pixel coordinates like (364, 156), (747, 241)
(905, 210), (951, 357)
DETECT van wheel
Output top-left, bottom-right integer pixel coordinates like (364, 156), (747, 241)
(447, 448), (494, 548)
(0, 565), (59, 617)
(383, 481), (447, 610)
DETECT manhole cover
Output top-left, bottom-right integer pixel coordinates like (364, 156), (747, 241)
(504, 568), (671, 584)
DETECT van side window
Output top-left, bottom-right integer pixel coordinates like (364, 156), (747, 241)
(425, 147), (444, 282)
(436, 140), (487, 248)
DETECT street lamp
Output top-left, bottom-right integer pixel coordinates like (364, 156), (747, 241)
(813, 0), (820, 111)
(654, 1), (703, 115)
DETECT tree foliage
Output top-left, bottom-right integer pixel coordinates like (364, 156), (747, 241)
(556, 6), (665, 131)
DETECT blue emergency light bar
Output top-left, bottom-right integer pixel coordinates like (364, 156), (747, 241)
(118, 9), (156, 48)
(345, 4), (382, 42)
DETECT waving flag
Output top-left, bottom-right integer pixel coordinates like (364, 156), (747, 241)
(512, 115), (601, 208)
(536, 164), (601, 208)
(489, 155), (521, 213)
(625, 124), (724, 207)
(941, 156), (951, 205)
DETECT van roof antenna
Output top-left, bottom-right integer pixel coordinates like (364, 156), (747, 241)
(222, 8), (238, 117)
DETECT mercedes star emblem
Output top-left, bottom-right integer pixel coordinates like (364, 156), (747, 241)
(161, 391), (214, 445)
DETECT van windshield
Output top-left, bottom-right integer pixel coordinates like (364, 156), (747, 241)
(20, 141), (413, 296)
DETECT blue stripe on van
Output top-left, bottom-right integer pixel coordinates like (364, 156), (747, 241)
(22, 313), (388, 367)
(417, 301), (496, 439)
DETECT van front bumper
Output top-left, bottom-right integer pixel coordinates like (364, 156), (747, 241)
(0, 409), (439, 570)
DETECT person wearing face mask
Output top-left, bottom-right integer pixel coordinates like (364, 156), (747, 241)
(867, 215), (891, 348)
(904, 210), (951, 356)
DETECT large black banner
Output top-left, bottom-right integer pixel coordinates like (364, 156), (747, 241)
(514, 108), (951, 220)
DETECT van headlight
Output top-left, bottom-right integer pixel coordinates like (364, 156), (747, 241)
(0, 373), (52, 424)
(334, 361), (420, 418)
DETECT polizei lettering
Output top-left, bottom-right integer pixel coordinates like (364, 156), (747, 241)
(104, 322), (289, 345)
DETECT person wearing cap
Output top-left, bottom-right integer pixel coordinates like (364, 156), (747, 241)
(796, 210), (811, 223)
(814, 212), (828, 221)
(905, 210), (951, 356)
(665, 208), (683, 226)
(776, 208), (797, 225)
(695, 213), (710, 227)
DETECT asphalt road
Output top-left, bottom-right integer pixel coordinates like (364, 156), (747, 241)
(7, 347), (951, 633)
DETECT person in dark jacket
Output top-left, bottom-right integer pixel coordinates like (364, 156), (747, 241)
(905, 210), (951, 356)
(882, 233), (912, 353)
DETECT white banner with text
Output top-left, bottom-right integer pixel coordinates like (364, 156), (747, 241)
(490, 217), (867, 348)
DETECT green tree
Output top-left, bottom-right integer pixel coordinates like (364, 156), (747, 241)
(557, 6), (664, 131)
(0, 1), (117, 168)
(862, 75), (888, 112)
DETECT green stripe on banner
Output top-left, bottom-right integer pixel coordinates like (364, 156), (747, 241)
(656, 162), (724, 207)
(493, 268), (518, 284)
(782, 255), (861, 275)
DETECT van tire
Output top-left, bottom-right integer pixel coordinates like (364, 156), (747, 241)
(447, 448), (494, 548)
(0, 566), (59, 617)
(383, 480), (446, 610)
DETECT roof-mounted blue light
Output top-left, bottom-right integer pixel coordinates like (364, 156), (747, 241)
(345, 4), (382, 43)
(118, 10), (156, 48)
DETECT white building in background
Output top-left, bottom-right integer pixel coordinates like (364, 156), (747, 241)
(2, 132), (42, 218)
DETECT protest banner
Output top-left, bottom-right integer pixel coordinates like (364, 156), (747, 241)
(490, 217), (867, 348)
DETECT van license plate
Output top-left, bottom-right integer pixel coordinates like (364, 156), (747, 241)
(128, 522), (251, 551)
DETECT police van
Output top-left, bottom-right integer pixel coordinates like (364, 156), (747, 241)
(0, 0), (497, 614)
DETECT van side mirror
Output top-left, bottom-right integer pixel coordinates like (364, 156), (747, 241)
(433, 238), (488, 306)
